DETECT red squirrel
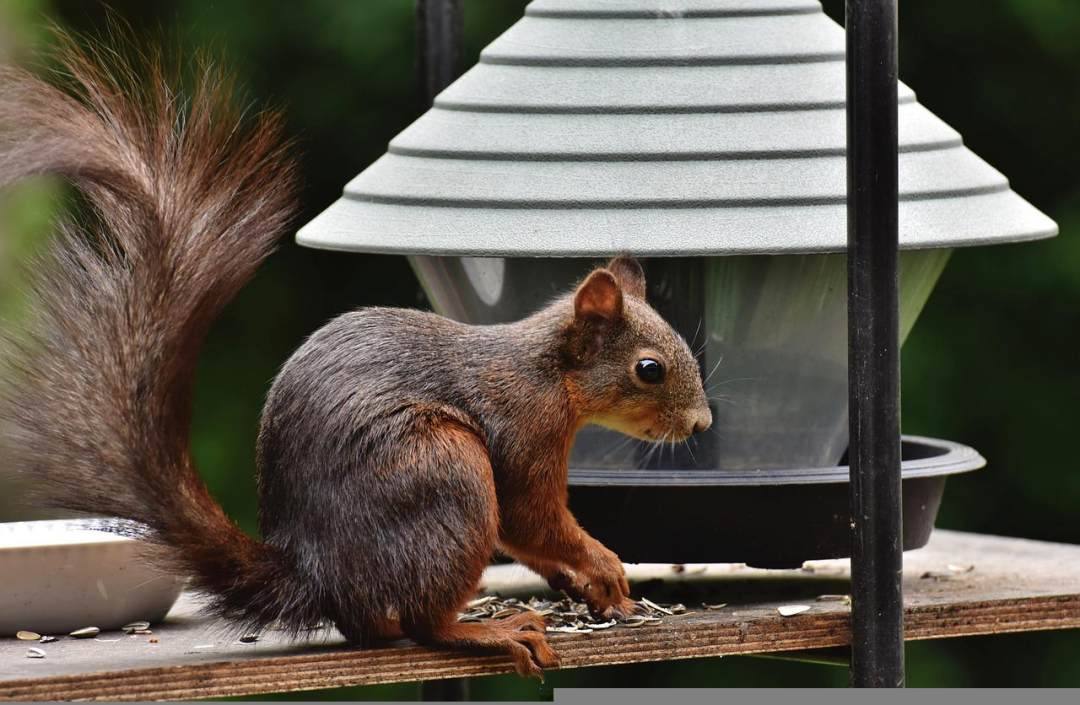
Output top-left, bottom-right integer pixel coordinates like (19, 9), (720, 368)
(0, 38), (711, 677)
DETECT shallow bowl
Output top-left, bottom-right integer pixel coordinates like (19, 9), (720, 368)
(568, 435), (983, 568)
(0, 519), (185, 636)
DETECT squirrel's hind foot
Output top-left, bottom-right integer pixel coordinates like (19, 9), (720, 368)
(410, 620), (558, 680)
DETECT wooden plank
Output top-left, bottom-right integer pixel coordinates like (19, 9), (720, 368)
(2, 530), (1079, 701)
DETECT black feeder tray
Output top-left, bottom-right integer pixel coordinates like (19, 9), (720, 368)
(568, 435), (984, 569)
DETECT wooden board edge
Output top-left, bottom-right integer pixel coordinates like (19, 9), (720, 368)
(3, 593), (1078, 701)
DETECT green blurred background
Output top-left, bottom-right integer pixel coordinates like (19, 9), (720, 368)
(0, 0), (1077, 697)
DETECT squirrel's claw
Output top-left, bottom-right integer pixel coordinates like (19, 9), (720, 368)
(508, 631), (559, 680)
(599, 596), (644, 620)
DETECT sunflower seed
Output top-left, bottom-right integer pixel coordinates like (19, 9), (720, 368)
(39, 636), (57, 644)
(69, 627), (100, 638)
(26, 647), (46, 659)
(670, 603), (687, 614)
(816, 594), (850, 602)
(639, 598), (673, 615)
(122, 621), (150, 633)
(703, 602), (728, 610)
(546, 625), (592, 634)
(466, 596), (497, 609)
(584, 620), (617, 630)
(16, 631), (40, 641)
(777, 605), (811, 617)
(491, 608), (521, 619)
(239, 634), (259, 644)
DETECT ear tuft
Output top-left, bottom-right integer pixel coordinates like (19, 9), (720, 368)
(606, 255), (647, 299)
(574, 269), (623, 322)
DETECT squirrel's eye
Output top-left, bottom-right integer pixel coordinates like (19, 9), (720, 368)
(635, 358), (665, 384)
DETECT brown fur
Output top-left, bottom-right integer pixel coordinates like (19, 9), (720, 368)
(0, 35), (710, 677)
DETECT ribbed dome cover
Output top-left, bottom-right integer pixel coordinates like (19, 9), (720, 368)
(298, 0), (1057, 256)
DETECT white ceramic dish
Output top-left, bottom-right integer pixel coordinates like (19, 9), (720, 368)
(0, 519), (185, 635)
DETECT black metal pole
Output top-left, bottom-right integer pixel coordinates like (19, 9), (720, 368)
(416, 0), (463, 110)
(846, 0), (904, 688)
(415, 0), (468, 699)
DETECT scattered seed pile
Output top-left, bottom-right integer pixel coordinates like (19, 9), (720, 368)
(15, 621), (154, 659)
(458, 595), (687, 634)
(12, 591), (852, 661)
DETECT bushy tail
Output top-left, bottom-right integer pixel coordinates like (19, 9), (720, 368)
(0, 32), (319, 633)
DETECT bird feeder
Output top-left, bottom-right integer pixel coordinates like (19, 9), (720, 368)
(297, 0), (1055, 565)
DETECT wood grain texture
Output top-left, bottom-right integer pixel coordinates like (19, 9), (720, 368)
(2, 530), (1079, 701)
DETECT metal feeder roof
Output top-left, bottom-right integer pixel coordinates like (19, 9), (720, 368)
(297, 0), (1057, 257)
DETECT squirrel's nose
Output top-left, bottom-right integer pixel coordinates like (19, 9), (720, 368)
(690, 406), (712, 434)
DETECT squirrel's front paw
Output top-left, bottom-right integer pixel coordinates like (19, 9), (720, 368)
(578, 545), (631, 612)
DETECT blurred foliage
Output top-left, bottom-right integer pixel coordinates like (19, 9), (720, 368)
(1, 0), (1078, 696)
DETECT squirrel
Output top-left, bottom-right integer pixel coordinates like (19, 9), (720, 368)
(0, 36), (712, 677)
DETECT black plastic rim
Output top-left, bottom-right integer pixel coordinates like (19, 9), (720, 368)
(565, 435), (985, 567)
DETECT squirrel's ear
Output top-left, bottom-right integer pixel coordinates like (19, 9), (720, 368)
(606, 255), (647, 299)
(574, 269), (623, 323)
